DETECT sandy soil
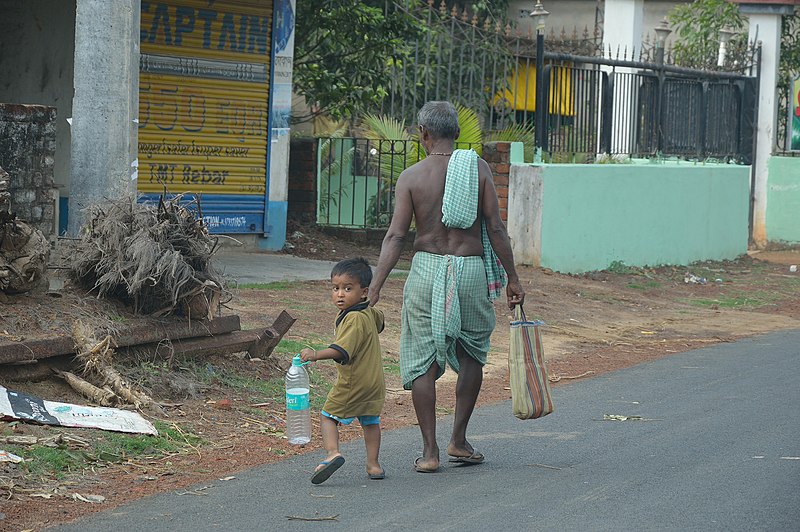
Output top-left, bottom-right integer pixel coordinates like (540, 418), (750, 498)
(1, 226), (799, 530)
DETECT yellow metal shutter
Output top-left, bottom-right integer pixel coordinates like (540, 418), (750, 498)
(138, 0), (272, 204)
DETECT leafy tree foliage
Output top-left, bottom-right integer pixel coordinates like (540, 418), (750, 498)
(668, 0), (746, 69)
(293, 0), (423, 122)
(778, 11), (800, 148)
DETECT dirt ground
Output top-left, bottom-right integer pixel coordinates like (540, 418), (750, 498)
(1, 226), (799, 531)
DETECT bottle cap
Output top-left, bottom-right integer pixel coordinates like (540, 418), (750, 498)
(292, 355), (303, 366)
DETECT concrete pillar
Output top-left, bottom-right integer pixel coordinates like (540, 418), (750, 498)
(262, 0), (296, 250)
(742, 10), (784, 247)
(603, 0), (644, 153)
(68, 0), (140, 235)
(604, 0), (645, 55)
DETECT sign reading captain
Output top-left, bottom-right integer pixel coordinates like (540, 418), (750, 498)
(141, 2), (270, 54)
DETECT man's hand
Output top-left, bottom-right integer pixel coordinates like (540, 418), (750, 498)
(368, 287), (380, 307)
(506, 280), (525, 309)
(300, 348), (315, 362)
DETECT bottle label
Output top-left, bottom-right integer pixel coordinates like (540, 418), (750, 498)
(286, 390), (309, 411)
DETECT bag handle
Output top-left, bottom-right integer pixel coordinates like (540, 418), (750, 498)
(514, 305), (526, 322)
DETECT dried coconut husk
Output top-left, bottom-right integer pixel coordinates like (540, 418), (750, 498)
(69, 193), (226, 317)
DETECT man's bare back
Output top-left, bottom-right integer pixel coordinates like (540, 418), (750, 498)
(399, 154), (491, 257)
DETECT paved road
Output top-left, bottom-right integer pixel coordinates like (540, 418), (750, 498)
(212, 250), (339, 284)
(57, 330), (800, 531)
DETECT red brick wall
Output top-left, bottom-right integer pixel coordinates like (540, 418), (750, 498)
(482, 141), (511, 222)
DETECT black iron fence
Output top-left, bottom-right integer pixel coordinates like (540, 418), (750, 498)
(538, 52), (759, 163)
(317, 138), (479, 229)
(384, 0), (602, 132)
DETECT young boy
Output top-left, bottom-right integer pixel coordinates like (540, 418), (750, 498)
(300, 257), (386, 484)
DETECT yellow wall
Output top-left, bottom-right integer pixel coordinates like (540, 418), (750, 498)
(497, 63), (574, 116)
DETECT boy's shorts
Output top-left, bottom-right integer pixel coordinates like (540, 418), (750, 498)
(321, 410), (380, 426)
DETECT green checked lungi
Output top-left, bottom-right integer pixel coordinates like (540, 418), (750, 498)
(400, 251), (496, 390)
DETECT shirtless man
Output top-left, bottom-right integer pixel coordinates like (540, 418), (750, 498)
(369, 101), (525, 473)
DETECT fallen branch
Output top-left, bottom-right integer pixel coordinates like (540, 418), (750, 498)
(525, 463), (562, 471)
(549, 370), (594, 382)
(0, 433), (90, 447)
(286, 515), (340, 522)
(54, 369), (117, 407)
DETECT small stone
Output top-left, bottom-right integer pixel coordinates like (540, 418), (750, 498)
(214, 398), (233, 410)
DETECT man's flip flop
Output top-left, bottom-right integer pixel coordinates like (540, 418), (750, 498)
(311, 455), (345, 484)
(448, 450), (485, 465)
(413, 456), (439, 473)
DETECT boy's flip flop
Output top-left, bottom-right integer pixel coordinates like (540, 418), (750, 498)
(448, 450), (485, 465)
(368, 468), (386, 480)
(311, 455), (345, 484)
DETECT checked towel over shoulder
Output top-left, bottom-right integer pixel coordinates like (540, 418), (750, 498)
(441, 149), (507, 300)
(509, 306), (554, 420)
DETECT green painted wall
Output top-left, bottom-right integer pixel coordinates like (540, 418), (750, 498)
(317, 139), (379, 228)
(538, 162), (750, 273)
(766, 156), (800, 244)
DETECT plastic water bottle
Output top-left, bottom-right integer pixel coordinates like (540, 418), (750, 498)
(285, 355), (311, 445)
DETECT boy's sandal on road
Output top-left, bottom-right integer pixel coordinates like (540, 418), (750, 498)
(413, 456), (439, 473)
(447, 450), (485, 465)
(311, 455), (345, 484)
(368, 468), (386, 480)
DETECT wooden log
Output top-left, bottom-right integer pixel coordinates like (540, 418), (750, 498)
(248, 310), (297, 358)
(0, 314), (241, 365)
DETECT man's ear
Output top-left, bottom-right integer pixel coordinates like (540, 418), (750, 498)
(454, 127), (460, 140)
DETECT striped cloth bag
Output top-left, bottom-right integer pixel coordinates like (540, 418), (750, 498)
(509, 306), (554, 419)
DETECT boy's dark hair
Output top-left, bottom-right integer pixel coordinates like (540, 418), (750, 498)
(331, 257), (373, 288)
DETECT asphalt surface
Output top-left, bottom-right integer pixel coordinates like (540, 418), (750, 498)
(212, 250), (339, 284)
(56, 329), (800, 531)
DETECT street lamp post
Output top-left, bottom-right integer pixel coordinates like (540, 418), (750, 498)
(531, 1), (549, 153)
(653, 19), (672, 154)
(653, 18), (672, 65)
(717, 27), (735, 67)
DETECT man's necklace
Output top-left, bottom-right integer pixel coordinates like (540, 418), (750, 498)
(428, 152), (453, 156)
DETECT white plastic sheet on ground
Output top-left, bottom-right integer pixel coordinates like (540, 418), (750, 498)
(0, 385), (158, 435)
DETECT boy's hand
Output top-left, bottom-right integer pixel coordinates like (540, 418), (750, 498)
(300, 348), (315, 362)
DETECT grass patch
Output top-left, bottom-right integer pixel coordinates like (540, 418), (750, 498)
(6, 421), (204, 478)
(184, 361), (284, 397)
(627, 280), (662, 290)
(382, 360), (401, 376)
(278, 297), (316, 312)
(683, 291), (779, 309)
(95, 421), (203, 460)
(307, 367), (332, 409)
(388, 271), (409, 280)
(579, 291), (618, 302)
(7, 445), (87, 478)
(606, 261), (640, 275)
(273, 338), (328, 356)
(238, 281), (298, 290)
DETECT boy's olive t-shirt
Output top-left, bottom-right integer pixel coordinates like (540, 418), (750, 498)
(324, 305), (386, 418)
